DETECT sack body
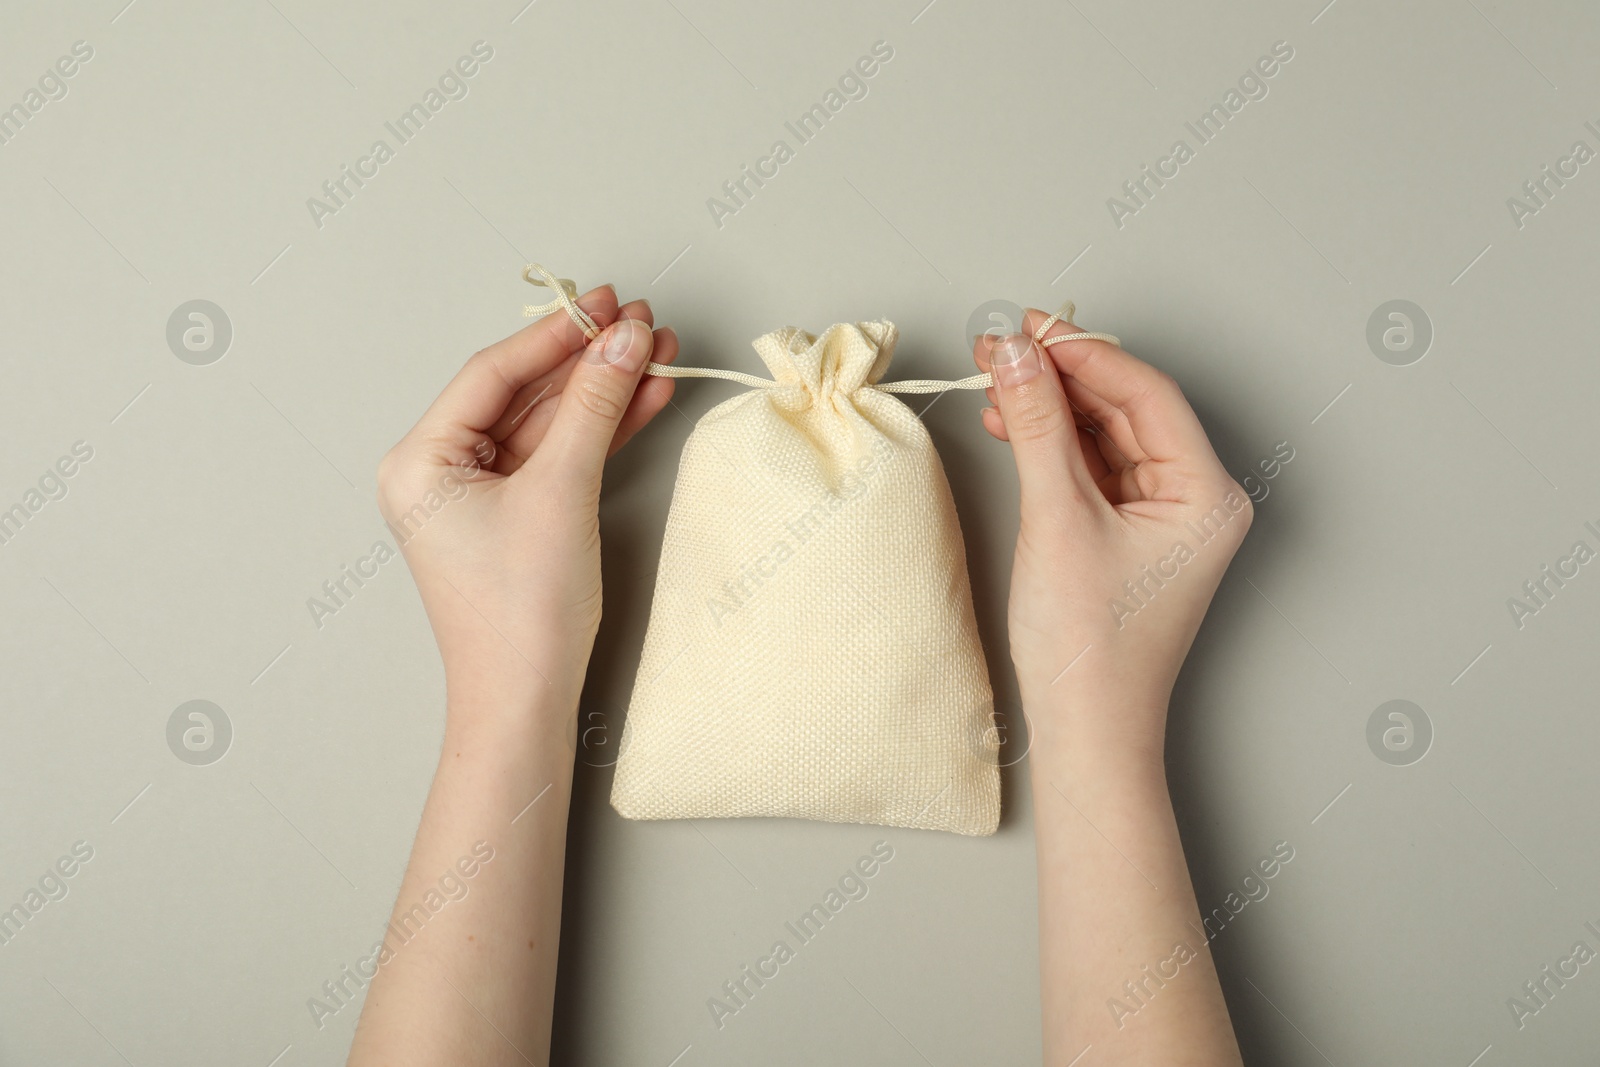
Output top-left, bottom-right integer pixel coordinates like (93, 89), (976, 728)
(610, 320), (1001, 836)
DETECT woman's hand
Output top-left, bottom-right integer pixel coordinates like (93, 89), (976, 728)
(376, 284), (678, 714)
(977, 308), (1248, 1066)
(975, 310), (1251, 758)
(350, 284), (676, 1067)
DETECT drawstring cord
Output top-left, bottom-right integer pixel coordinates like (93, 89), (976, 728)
(521, 263), (1121, 394)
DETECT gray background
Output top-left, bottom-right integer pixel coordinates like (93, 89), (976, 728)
(2, 0), (1597, 1064)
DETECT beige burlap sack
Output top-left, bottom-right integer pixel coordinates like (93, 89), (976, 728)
(519, 265), (1119, 836)
(611, 319), (1002, 835)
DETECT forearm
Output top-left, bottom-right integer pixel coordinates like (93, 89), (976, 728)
(1030, 680), (1241, 1066)
(357, 278), (664, 1064)
(348, 680), (576, 1067)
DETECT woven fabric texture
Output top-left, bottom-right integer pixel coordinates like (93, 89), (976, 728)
(610, 320), (1000, 836)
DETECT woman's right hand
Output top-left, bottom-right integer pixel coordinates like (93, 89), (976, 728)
(376, 285), (677, 717)
(973, 311), (1252, 757)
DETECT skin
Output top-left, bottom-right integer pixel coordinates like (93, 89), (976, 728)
(978, 313), (1249, 1065)
(350, 286), (675, 1065)
(350, 291), (1247, 1066)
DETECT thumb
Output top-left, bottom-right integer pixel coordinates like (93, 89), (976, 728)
(985, 332), (1098, 511)
(537, 318), (655, 489)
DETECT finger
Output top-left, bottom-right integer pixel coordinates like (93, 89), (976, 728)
(1061, 373), (1147, 467)
(985, 385), (1095, 432)
(1061, 374), (1183, 505)
(616, 298), (655, 328)
(981, 395), (1117, 496)
(495, 325), (679, 475)
(533, 318), (655, 490)
(411, 285), (620, 445)
(609, 326), (679, 457)
(1028, 308), (1216, 466)
(980, 404), (1096, 441)
(493, 310), (668, 476)
(975, 330), (1100, 511)
(980, 364), (1092, 423)
(485, 298), (655, 444)
(979, 337), (1120, 502)
(1076, 424), (1115, 488)
(980, 405), (1007, 442)
(491, 392), (561, 477)
(377, 426), (502, 528)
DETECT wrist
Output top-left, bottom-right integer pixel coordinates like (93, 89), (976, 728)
(428, 699), (576, 833)
(441, 634), (587, 707)
(443, 667), (581, 750)
(1022, 673), (1170, 777)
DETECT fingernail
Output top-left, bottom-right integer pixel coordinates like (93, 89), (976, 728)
(588, 320), (647, 370)
(990, 334), (1040, 387)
